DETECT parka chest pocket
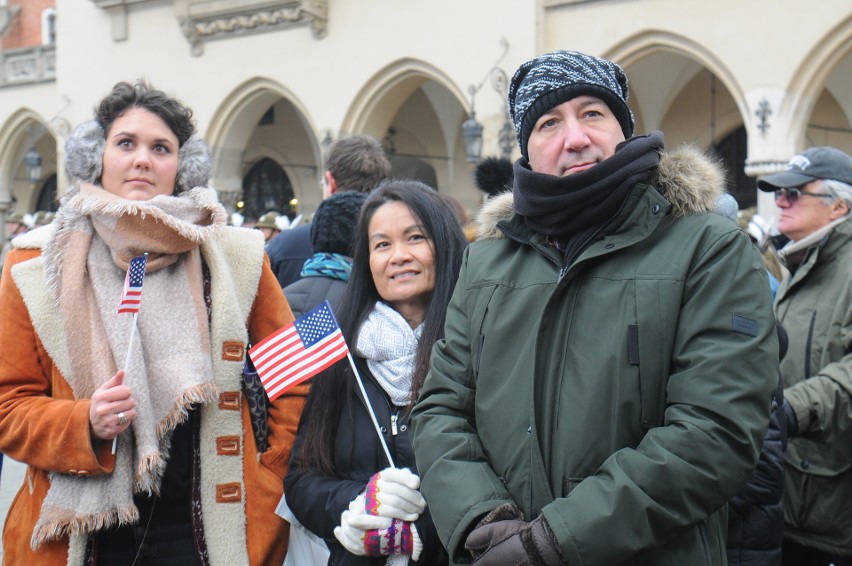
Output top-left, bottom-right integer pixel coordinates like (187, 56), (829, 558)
(631, 279), (680, 429)
(470, 284), (499, 377)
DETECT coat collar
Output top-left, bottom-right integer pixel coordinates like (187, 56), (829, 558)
(475, 144), (724, 241)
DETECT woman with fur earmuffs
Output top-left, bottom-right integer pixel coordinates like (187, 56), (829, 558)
(0, 80), (306, 565)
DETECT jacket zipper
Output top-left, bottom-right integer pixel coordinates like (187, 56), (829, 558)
(500, 189), (636, 280)
(559, 189), (635, 280)
(805, 310), (817, 380)
(351, 366), (398, 448)
(497, 225), (562, 268)
(500, 192), (638, 508)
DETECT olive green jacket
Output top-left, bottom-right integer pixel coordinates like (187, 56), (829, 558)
(775, 215), (852, 556)
(410, 147), (779, 565)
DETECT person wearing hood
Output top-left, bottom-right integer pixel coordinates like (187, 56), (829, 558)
(410, 50), (778, 565)
(756, 147), (852, 566)
(0, 81), (307, 565)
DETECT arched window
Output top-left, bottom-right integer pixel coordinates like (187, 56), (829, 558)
(42, 8), (57, 45)
(714, 126), (756, 208)
(240, 158), (295, 221)
(35, 175), (58, 212)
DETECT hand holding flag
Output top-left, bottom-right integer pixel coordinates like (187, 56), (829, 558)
(112, 252), (147, 454)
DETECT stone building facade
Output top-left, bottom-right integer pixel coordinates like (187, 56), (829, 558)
(0, 0), (850, 239)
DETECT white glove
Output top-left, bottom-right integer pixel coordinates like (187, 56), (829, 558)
(364, 467), (427, 521)
(334, 495), (393, 556)
(410, 522), (423, 562)
(334, 494), (422, 558)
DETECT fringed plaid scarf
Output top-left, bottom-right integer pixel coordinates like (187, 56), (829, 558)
(31, 183), (227, 549)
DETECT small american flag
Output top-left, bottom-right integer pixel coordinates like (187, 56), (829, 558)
(118, 254), (148, 314)
(249, 300), (349, 402)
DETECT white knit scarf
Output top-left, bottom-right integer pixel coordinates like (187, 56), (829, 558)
(354, 301), (423, 407)
(31, 183), (227, 549)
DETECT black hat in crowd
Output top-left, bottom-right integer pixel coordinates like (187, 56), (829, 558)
(757, 147), (852, 191)
(508, 50), (635, 161)
(310, 191), (368, 256)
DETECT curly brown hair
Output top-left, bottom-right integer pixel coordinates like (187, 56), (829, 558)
(95, 80), (196, 146)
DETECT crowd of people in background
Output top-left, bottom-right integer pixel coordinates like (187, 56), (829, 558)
(1, 49), (852, 566)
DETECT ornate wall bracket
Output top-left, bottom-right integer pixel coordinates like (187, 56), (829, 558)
(90, 0), (156, 41)
(178, 0), (328, 57)
(755, 98), (772, 137)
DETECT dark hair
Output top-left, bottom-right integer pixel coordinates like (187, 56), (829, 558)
(95, 80), (196, 146)
(324, 134), (392, 193)
(295, 179), (467, 475)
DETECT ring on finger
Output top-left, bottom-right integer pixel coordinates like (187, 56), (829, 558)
(117, 411), (128, 426)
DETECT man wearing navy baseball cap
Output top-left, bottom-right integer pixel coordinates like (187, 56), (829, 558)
(757, 146), (852, 566)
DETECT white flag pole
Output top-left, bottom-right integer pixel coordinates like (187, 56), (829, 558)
(123, 313), (139, 370)
(346, 351), (395, 468)
(112, 312), (139, 455)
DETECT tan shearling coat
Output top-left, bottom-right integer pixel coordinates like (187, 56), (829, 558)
(0, 225), (307, 566)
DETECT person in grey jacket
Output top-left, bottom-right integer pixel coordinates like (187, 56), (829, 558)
(283, 191), (367, 318)
(756, 147), (852, 566)
(409, 50), (778, 565)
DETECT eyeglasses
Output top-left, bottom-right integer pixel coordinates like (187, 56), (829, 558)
(774, 187), (834, 205)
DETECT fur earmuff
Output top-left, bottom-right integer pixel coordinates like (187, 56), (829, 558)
(63, 120), (212, 194)
(64, 120), (105, 185)
(176, 135), (212, 193)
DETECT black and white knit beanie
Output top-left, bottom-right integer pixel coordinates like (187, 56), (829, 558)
(310, 191), (368, 256)
(508, 50), (635, 161)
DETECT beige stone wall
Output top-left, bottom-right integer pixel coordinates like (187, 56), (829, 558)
(1, 0), (850, 229)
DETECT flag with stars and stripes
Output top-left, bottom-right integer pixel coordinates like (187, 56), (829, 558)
(117, 254), (148, 314)
(249, 300), (349, 402)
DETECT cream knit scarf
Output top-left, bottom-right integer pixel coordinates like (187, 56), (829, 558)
(355, 301), (423, 407)
(31, 183), (227, 549)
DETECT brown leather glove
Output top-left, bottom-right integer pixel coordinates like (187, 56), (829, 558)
(465, 504), (566, 565)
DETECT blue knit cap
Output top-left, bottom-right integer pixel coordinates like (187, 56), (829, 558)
(508, 50), (635, 161)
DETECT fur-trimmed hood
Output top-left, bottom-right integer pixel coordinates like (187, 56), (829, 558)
(475, 145), (724, 240)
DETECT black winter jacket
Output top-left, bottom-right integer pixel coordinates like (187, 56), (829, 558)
(285, 358), (448, 565)
(283, 275), (348, 319)
(267, 224), (312, 288)
(726, 383), (786, 566)
(726, 323), (789, 566)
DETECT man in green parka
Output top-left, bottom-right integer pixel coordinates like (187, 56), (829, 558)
(756, 147), (852, 566)
(409, 50), (779, 565)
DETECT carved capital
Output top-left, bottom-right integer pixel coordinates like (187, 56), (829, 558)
(744, 160), (788, 178)
(178, 0), (328, 57)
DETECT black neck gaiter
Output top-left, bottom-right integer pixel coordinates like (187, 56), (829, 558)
(513, 131), (665, 241)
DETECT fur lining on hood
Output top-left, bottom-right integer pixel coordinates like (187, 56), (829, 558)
(475, 145), (724, 240)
